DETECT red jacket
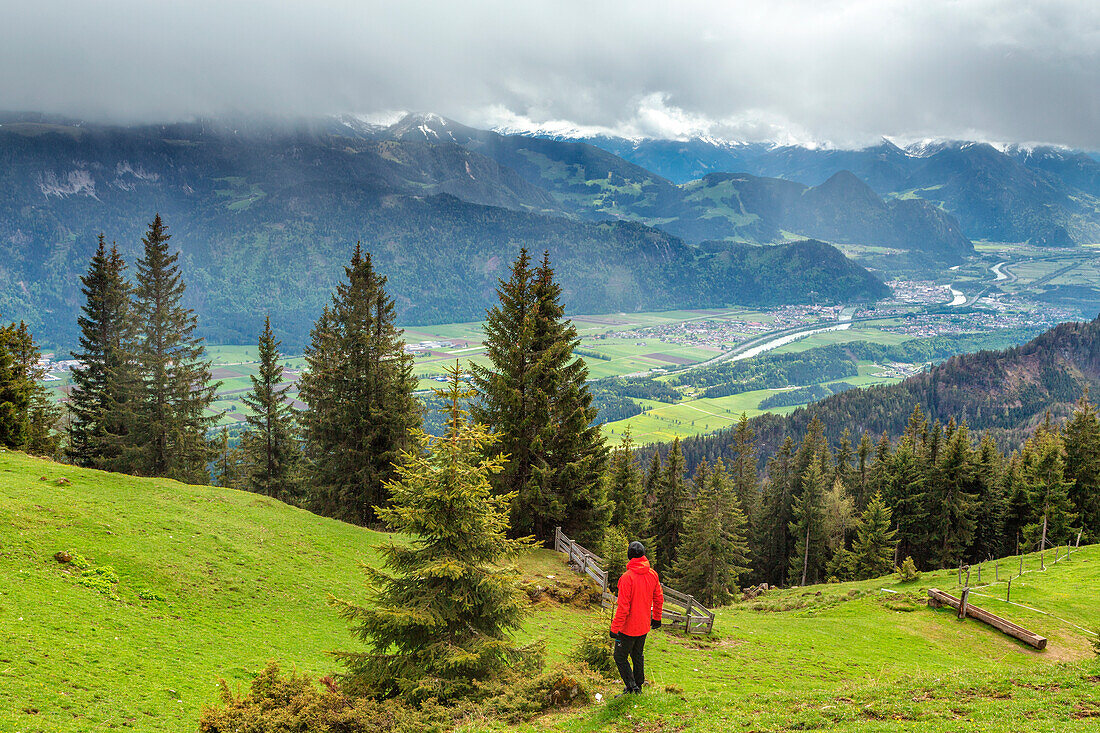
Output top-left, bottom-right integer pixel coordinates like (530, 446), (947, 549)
(610, 556), (664, 636)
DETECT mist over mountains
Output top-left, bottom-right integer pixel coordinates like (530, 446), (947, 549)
(0, 113), (890, 348)
(4, 109), (1097, 349)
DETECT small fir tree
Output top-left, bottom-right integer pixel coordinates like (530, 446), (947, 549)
(606, 429), (648, 539)
(1063, 393), (1100, 539)
(601, 525), (630, 592)
(241, 317), (301, 501)
(651, 437), (689, 572)
(1022, 431), (1078, 548)
(333, 363), (541, 702)
(847, 493), (898, 580)
(125, 215), (219, 482)
(69, 237), (135, 468)
(0, 321), (31, 449)
(789, 459), (828, 586)
(673, 459), (751, 607)
(299, 246), (419, 524)
(0, 322), (61, 456)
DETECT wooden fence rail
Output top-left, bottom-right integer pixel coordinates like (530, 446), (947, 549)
(553, 526), (715, 635)
(928, 588), (1047, 649)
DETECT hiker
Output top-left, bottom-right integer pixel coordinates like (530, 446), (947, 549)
(609, 540), (664, 696)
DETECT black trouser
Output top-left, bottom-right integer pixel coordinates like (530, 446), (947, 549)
(613, 632), (647, 690)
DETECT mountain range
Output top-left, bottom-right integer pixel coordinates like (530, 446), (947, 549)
(5, 110), (1098, 348)
(558, 132), (1100, 246)
(0, 114), (888, 348)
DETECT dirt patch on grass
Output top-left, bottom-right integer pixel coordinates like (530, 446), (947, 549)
(641, 352), (696, 365)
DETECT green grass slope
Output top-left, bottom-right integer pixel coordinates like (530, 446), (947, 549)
(2, 450), (1099, 732)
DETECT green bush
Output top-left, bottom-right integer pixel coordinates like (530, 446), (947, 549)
(569, 622), (617, 678)
(198, 661), (446, 732)
(601, 526), (629, 592)
(199, 660), (596, 731)
(483, 668), (595, 723)
(895, 556), (921, 583)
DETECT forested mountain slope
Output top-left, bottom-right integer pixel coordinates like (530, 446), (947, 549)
(387, 114), (972, 258)
(660, 315), (1100, 473)
(0, 118), (887, 348)
(575, 133), (1100, 246)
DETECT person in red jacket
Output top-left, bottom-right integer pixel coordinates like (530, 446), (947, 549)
(609, 540), (664, 695)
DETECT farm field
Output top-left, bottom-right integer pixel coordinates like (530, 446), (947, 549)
(2, 450), (1097, 733)
(768, 325), (912, 355)
(601, 363), (906, 445)
(42, 301), (1032, 438)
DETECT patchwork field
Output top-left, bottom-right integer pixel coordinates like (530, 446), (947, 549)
(601, 363), (905, 445)
(1, 450), (1097, 733)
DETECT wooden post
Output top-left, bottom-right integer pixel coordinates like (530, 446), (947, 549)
(684, 596), (694, 633)
(1006, 578), (1012, 602)
(964, 566), (971, 588)
(958, 587), (970, 620)
(957, 564), (962, 586)
(995, 562), (999, 582)
(1019, 554), (1024, 577)
(977, 564), (981, 584)
(1077, 531), (1082, 549)
(929, 589), (1046, 649)
(1040, 515), (1047, 569)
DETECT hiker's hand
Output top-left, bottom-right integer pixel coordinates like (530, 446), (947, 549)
(651, 619), (661, 629)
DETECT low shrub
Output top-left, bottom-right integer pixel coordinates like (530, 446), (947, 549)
(198, 661), (448, 732)
(569, 622), (617, 678)
(199, 660), (598, 731)
(895, 556), (921, 583)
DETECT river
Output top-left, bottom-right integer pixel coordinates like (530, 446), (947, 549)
(730, 322), (853, 362)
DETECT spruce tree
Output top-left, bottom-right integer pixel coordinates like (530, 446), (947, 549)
(921, 422), (979, 568)
(126, 215), (219, 482)
(0, 322), (61, 456)
(1064, 394), (1100, 539)
(673, 459), (750, 606)
(332, 364), (539, 701)
(529, 252), (609, 543)
(971, 433), (1007, 560)
(881, 438), (925, 567)
(70, 238), (135, 468)
(606, 429), (648, 539)
(789, 458), (828, 586)
(846, 493), (898, 580)
(756, 436), (795, 586)
(730, 413), (760, 527)
(300, 246), (419, 524)
(1022, 431), (1078, 548)
(471, 250), (609, 544)
(0, 322), (31, 449)
(240, 317), (301, 501)
(651, 437), (689, 571)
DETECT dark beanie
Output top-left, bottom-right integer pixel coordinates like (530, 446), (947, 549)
(627, 541), (646, 559)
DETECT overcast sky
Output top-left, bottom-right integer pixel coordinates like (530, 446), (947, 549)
(3, 1), (1099, 148)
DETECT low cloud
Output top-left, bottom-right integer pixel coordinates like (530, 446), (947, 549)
(2, 1), (1098, 148)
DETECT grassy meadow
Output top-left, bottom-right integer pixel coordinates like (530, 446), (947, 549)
(2, 450), (1098, 732)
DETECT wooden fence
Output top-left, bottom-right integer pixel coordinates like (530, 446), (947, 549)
(553, 526), (715, 635)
